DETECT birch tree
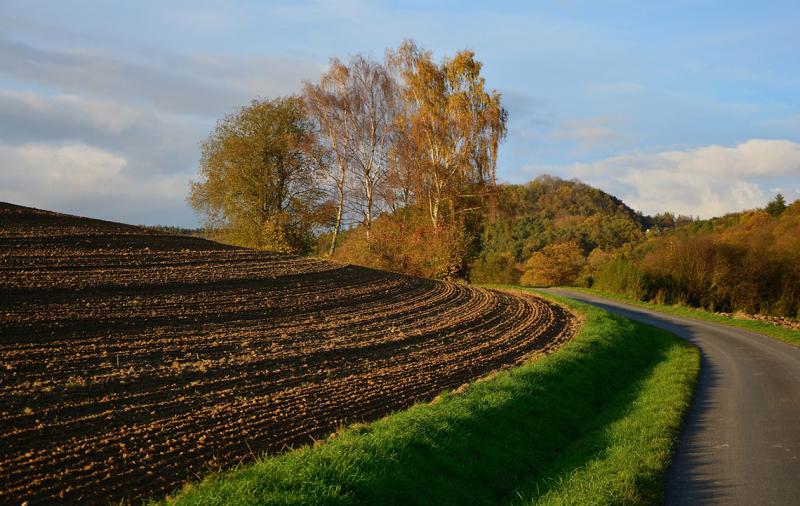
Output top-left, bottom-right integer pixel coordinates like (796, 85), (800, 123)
(388, 40), (507, 228)
(305, 55), (400, 249)
(304, 62), (352, 255)
(344, 55), (400, 239)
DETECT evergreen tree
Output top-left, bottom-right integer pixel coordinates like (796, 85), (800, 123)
(766, 193), (787, 217)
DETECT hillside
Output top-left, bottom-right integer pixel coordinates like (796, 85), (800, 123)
(591, 199), (800, 317)
(0, 202), (576, 504)
(471, 175), (647, 283)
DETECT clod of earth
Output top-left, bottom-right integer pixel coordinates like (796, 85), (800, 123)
(0, 202), (576, 504)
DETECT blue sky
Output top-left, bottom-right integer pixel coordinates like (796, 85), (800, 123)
(1, 0), (799, 225)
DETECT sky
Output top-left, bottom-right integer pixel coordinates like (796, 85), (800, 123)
(1, 0), (799, 226)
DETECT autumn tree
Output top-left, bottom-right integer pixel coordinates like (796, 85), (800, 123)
(342, 56), (400, 239)
(303, 64), (352, 255)
(591, 200), (800, 316)
(651, 212), (676, 231)
(188, 96), (327, 253)
(328, 41), (509, 280)
(388, 40), (507, 228)
(519, 241), (586, 287)
(304, 55), (400, 253)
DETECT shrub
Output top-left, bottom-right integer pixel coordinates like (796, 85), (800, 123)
(469, 252), (521, 284)
(520, 241), (585, 287)
(334, 209), (472, 280)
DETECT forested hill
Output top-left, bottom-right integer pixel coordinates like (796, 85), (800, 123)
(470, 175), (647, 283)
(591, 197), (800, 317)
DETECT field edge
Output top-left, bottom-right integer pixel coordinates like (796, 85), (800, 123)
(162, 287), (699, 506)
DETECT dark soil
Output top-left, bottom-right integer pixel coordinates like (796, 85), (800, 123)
(0, 202), (576, 505)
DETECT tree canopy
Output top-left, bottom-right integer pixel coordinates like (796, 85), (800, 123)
(186, 40), (800, 319)
(188, 96), (328, 253)
(591, 200), (800, 316)
(304, 54), (400, 253)
(389, 40), (507, 229)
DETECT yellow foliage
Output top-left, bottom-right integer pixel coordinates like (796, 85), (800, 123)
(520, 242), (585, 287)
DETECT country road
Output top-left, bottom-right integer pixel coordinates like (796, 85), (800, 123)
(545, 289), (800, 506)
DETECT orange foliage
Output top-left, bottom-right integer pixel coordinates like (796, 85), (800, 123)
(334, 210), (469, 280)
(595, 201), (800, 316)
(520, 242), (585, 287)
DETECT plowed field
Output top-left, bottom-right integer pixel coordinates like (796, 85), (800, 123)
(0, 202), (576, 505)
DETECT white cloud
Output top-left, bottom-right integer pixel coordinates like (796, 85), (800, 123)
(0, 90), (144, 136)
(552, 116), (624, 150)
(553, 139), (800, 218)
(0, 36), (324, 226)
(0, 143), (126, 187)
(617, 169), (768, 218)
(0, 88), (205, 207)
(655, 139), (800, 178)
(0, 142), (190, 224)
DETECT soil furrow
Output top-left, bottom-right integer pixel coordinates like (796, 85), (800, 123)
(0, 202), (577, 505)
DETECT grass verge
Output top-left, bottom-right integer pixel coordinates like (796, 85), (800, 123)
(163, 288), (699, 506)
(570, 287), (800, 347)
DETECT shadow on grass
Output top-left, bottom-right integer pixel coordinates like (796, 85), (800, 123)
(346, 312), (678, 505)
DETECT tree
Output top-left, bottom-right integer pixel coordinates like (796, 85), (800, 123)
(388, 40), (507, 228)
(341, 55), (400, 240)
(188, 96), (327, 253)
(303, 64), (352, 256)
(766, 193), (787, 217)
(519, 242), (585, 287)
(651, 212), (676, 231)
(469, 251), (521, 284)
(304, 55), (400, 252)
(317, 42), (509, 280)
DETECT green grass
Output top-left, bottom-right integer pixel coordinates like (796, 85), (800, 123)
(570, 287), (800, 347)
(163, 288), (699, 506)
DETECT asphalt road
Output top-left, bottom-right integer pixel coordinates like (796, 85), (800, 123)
(545, 288), (800, 506)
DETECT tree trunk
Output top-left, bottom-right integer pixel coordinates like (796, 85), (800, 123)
(429, 193), (440, 229)
(365, 182), (373, 241)
(328, 184), (345, 256)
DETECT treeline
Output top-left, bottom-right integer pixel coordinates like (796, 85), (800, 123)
(590, 196), (800, 318)
(186, 40), (799, 318)
(141, 225), (203, 236)
(189, 40), (506, 278)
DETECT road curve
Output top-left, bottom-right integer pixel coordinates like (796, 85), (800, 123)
(544, 288), (800, 506)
